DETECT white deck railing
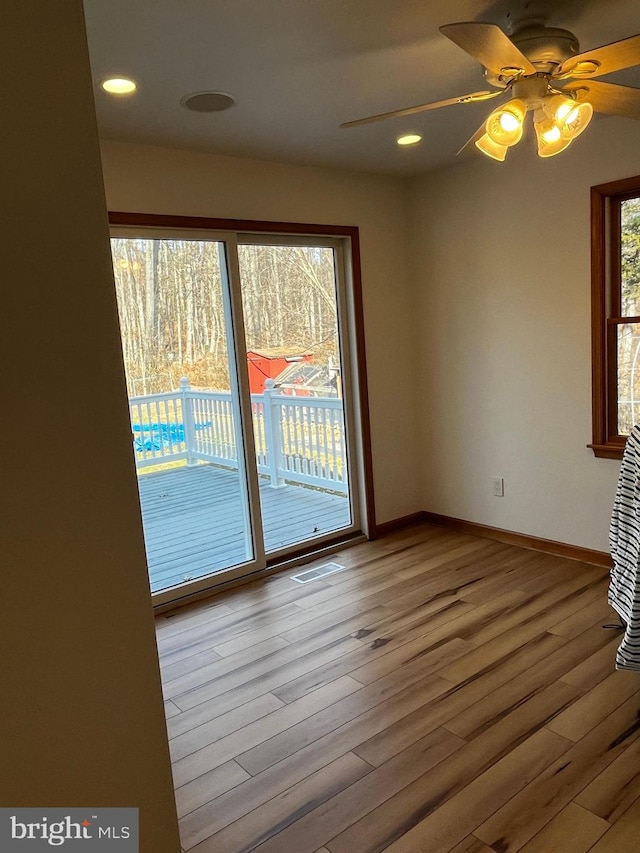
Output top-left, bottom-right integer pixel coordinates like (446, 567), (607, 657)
(129, 377), (347, 494)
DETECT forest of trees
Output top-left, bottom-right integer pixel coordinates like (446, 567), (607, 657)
(617, 197), (640, 433)
(621, 197), (640, 315)
(111, 239), (340, 396)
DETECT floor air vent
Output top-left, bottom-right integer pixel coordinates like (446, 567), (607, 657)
(291, 562), (346, 583)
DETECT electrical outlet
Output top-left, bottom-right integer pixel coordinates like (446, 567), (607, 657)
(492, 477), (504, 497)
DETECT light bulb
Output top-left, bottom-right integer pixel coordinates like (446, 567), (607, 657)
(475, 133), (508, 162)
(542, 124), (561, 143)
(500, 112), (520, 132)
(544, 94), (574, 123)
(485, 99), (526, 147)
(543, 94), (593, 142)
(533, 111), (572, 158)
(555, 101), (573, 122)
(561, 101), (593, 140)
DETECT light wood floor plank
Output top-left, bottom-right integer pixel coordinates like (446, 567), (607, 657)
(586, 795), (640, 852)
(174, 759), (250, 819)
(217, 572), (332, 614)
(166, 654), (289, 739)
(547, 594), (613, 639)
(172, 675), (362, 787)
(157, 599), (305, 655)
(349, 632), (568, 767)
(464, 572), (606, 649)
(297, 543), (516, 617)
(546, 670), (640, 742)
(172, 633), (364, 712)
(163, 635), (298, 700)
(236, 659), (460, 777)
(449, 838), (495, 853)
(474, 691), (640, 851)
(322, 530), (483, 584)
(277, 602), (392, 646)
(441, 624), (612, 741)
(336, 682), (578, 851)
(458, 552), (563, 605)
(560, 636), (620, 692)
(329, 728), (571, 853)
(390, 539), (502, 581)
(177, 677), (449, 849)
(287, 535), (467, 604)
(153, 523), (636, 853)
(439, 589), (611, 686)
(344, 592), (526, 688)
(380, 547), (523, 614)
(348, 598), (469, 647)
(574, 735), (640, 823)
(168, 692), (285, 762)
(248, 728), (464, 853)
(188, 752), (372, 853)
(161, 635), (290, 686)
(518, 802), (609, 852)
(156, 601), (235, 638)
(273, 600), (475, 704)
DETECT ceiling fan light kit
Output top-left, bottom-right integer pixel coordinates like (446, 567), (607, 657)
(561, 101), (594, 139)
(485, 98), (526, 146)
(533, 109), (572, 157)
(475, 133), (508, 161)
(476, 86), (595, 160)
(342, 13), (640, 163)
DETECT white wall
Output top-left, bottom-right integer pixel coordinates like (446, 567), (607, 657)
(100, 141), (422, 524)
(100, 114), (639, 553)
(409, 115), (640, 552)
(2, 6), (179, 850)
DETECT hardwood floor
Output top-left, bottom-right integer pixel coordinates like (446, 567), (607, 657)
(155, 523), (640, 852)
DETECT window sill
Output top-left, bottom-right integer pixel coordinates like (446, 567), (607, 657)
(588, 443), (625, 460)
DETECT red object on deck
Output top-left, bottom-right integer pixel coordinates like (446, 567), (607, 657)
(246, 349), (313, 394)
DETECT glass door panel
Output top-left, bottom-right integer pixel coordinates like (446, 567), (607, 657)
(111, 236), (256, 593)
(237, 241), (354, 554)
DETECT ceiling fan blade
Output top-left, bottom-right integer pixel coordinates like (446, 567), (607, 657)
(439, 22), (536, 77)
(559, 33), (640, 79)
(340, 90), (502, 128)
(560, 80), (640, 119)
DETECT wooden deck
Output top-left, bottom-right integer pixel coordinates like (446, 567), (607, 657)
(138, 464), (351, 592)
(156, 523), (640, 853)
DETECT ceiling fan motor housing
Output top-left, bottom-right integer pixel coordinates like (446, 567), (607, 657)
(486, 26), (579, 85)
(510, 74), (552, 109)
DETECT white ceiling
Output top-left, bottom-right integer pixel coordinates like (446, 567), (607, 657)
(83, 0), (640, 176)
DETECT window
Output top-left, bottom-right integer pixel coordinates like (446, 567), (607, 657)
(108, 212), (375, 605)
(591, 174), (640, 459)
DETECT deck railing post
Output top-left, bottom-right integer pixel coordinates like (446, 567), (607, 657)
(180, 376), (197, 466)
(263, 380), (285, 488)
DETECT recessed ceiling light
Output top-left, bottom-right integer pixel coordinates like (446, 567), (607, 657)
(181, 91), (236, 112)
(102, 77), (137, 95)
(397, 133), (422, 146)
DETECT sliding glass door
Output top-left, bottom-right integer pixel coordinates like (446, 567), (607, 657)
(237, 240), (353, 554)
(110, 221), (364, 604)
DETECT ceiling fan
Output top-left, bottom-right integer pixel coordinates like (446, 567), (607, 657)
(341, 13), (640, 160)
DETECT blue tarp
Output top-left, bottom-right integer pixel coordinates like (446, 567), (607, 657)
(133, 422), (211, 452)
